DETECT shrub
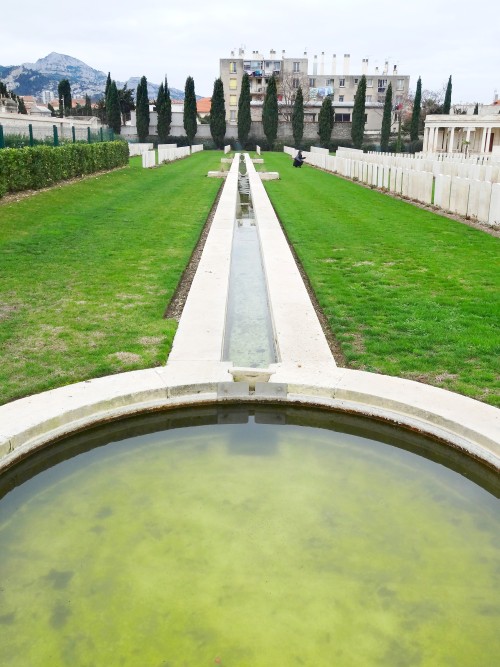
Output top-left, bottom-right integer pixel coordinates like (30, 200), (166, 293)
(0, 141), (129, 197)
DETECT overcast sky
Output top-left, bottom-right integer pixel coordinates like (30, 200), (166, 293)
(2, 0), (498, 103)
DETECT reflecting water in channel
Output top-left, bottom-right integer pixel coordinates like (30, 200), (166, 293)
(222, 157), (277, 366)
(0, 407), (499, 666)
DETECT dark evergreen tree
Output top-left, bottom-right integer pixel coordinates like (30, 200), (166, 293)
(107, 80), (121, 134)
(410, 77), (421, 141)
(105, 72), (112, 101)
(292, 86), (304, 147)
(380, 82), (393, 151)
(183, 76), (198, 147)
(17, 97), (28, 114)
(318, 96), (333, 147)
(84, 94), (92, 116)
(118, 84), (135, 124)
(210, 78), (226, 148)
(237, 73), (251, 146)
(262, 75), (278, 148)
(351, 74), (367, 149)
(156, 80), (172, 143)
(47, 103), (56, 117)
(136, 76), (150, 142)
(58, 79), (72, 117)
(443, 76), (452, 114)
(473, 102), (479, 115)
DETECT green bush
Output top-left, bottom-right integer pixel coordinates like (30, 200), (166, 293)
(0, 141), (129, 197)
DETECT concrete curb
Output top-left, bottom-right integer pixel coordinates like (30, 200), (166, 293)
(0, 368), (498, 474)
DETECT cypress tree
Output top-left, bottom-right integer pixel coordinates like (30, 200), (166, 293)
(380, 82), (393, 151)
(443, 76), (452, 114)
(107, 80), (121, 134)
(105, 72), (112, 102)
(84, 94), (92, 116)
(351, 74), (367, 149)
(318, 96), (333, 147)
(262, 75), (278, 149)
(473, 102), (479, 115)
(183, 76), (198, 147)
(136, 76), (150, 142)
(58, 79), (72, 117)
(292, 86), (304, 147)
(17, 97), (28, 114)
(156, 79), (172, 143)
(238, 73), (251, 146)
(410, 77), (421, 141)
(210, 78), (226, 149)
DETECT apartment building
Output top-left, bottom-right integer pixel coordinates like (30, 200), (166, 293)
(220, 49), (410, 133)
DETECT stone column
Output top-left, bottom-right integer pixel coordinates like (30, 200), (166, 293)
(448, 127), (455, 153)
(481, 127), (488, 153)
(485, 127), (492, 153)
(432, 126), (439, 152)
(423, 127), (430, 152)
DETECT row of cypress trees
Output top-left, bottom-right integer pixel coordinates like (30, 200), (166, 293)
(129, 71), (454, 150)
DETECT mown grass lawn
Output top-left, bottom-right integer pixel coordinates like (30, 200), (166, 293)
(263, 153), (500, 407)
(0, 152), (222, 405)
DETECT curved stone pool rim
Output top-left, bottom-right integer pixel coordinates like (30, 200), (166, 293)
(0, 366), (498, 474)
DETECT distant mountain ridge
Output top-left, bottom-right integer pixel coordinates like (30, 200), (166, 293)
(0, 52), (186, 101)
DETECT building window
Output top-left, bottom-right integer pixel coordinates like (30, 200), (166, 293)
(397, 78), (404, 90)
(354, 78), (359, 84)
(338, 95), (344, 102)
(293, 61), (300, 72)
(309, 78), (316, 87)
(367, 78), (373, 87)
(366, 95), (372, 102)
(395, 95), (403, 104)
(230, 95), (237, 106)
(335, 113), (350, 122)
(229, 78), (237, 90)
(230, 110), (236, 121)
(378, 79), (387, 92)
(292, 78), (299, 89)
(229, 61), (236, 73)
(326, 78), (334, 85)
(339, 78), (345, 87)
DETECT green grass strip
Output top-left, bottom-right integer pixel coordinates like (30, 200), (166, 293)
(0, 152), (222, 405)
(263, 153), (500, 407)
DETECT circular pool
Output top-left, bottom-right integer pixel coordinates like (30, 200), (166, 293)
(0, 406), (498, 666)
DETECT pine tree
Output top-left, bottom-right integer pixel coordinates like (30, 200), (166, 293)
(443, 76), (452, 114)
(262, 75), (278, 149)
(410, 77), (421, 141)
(238, 73), (251, 146)
(210, 78), (226, 148)
(351, 74), (367, 149)
(292, 87), (304, 147)
(136, 76), (150, 142)
(183, 76), (198, 147)
(156, 79), (172, 143)
(473, 102), (479, 115)
(380, 83), (393, 151)
(107, 80), (121, 134)
(318, 96), (333, 147)
(58, 79), (72, 117)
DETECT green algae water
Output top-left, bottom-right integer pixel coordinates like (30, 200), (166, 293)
(0, 407), (499, 667)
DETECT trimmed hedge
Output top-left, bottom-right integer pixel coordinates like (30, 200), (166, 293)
(0, 141), (129, 197)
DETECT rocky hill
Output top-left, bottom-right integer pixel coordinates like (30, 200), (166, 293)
(0, 52), (185, 101)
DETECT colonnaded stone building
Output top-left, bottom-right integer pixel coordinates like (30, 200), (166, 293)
(220, 48), (410, 139)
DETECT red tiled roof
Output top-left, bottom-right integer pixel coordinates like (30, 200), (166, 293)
(197, 97), (211, 113)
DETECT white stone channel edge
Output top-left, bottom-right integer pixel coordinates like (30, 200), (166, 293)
(0, 155), (498, 473)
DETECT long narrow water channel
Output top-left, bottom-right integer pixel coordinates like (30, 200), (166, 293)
(222, 156), (278, 367)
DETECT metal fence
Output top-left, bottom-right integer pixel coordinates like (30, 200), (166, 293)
(0, 114), (113, 148)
